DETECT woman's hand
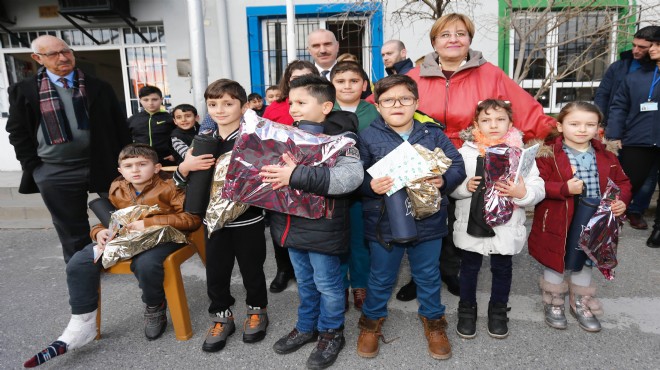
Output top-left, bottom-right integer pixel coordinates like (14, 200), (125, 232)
(370, 176), (394, 195)
(494, 178), (527, 199)
(260, 152), (297, 190)
(466, 176), (482, 193)
(125, 220), (145, 231)
(96, 229), (112, 246)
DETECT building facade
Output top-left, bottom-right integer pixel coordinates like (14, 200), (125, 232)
(0, 0), (656, 170)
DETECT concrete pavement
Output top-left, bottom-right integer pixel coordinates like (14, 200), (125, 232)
(1, 221), (659, 369)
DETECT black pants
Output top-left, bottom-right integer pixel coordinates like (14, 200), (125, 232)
(619, 146), (660, 225)
(440, 199), (461, 277)
(206, 221), (268, 313)
(32, 162), (92, 263)
(67, 242), (184, 314)
(459, 250), (512, 305)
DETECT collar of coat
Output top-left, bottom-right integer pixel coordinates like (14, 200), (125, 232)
(419, 49), (486, 78)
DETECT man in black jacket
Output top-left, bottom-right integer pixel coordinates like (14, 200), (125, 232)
(6, 35), (131, 263)
(381, 40), (414, 76)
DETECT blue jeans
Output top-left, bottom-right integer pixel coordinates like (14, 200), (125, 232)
(288, 248), (344, 332)
(341, 201), (370, 289)
(362, 239), (444, 320)
(628, 164), (658, 214)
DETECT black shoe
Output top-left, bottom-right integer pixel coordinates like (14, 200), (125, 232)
(144, 301), (167, 340)
(487, 302), (511, 339)
(270, 270), (294, 293)
(273, 328), (318, 354)
(456, 301), (477, 339)
(396, 279), (417, 301)
(646, 228), (660, 248)
(442, 274), (460, 297)
(306, 328), (345, 369)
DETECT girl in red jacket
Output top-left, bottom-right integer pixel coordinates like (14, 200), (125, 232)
(528, 102), (631, 333)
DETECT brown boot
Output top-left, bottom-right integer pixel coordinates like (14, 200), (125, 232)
(419, 315), (451, 360)
(357, 315), (385, 358)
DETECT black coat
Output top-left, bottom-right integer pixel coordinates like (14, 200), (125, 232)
(6, 71), (131, 194)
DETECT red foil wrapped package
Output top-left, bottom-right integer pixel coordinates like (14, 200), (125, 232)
(483, 144), (521, 227)
(222, 111), (356, 219)
(578, 178), (624, 280)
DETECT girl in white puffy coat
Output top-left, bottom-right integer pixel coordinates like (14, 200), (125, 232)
(450, 99), (545, 340)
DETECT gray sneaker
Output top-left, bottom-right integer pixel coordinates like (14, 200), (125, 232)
(144, 301), (167, 340)
(273, 328), (319, 354)
(243, 307), (268, 343)
(202, 315), (236, 352)
(544, 303), (567, 330)
(570, 296), (602, 332)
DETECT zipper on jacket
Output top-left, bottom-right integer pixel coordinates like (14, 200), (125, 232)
(552, 153), (569, 256)
(148, 114), (153, 146)
(542, 209), (548, 232)
(444, 78), (450, 125)
(280, 214), (291, 247)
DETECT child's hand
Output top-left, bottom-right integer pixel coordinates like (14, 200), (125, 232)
(259, 152), (297, 190)
(494, 178), (527, 199)
(371, 176), (394, 195)
(178, 148), (216, 177)
(466, 176), (482, 193)
(164, 155), (175, 162)
(567, 178), (584, 195)
(425, 176), (444, 189)
(125, 220), (145, 231)
(611, 199), (626, 217)
(96, 229), (112, 246)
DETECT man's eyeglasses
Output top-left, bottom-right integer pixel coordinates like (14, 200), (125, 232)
(34, 49), (74, 59)
(377, 96), (417, 108)
(435, 32), (469, 40)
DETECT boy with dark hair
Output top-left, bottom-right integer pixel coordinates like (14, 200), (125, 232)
(356, 74), (465, 360)
(330, 61), (380, 311)
(265, 85), (282, 105)
(170, 103), (200, 164)
(174, 79), (268, 352)
(128, 85), (177, 166)
(260, 74), (363, 369)
(23, 143), (201, 368)
(248, 93), (265, 116)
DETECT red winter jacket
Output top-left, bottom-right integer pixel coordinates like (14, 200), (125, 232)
(406, 50), (556, 148)
(527, 136), (631, 273)
(262, 98), (293, 125)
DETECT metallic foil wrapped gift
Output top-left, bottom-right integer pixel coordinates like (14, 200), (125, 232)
(222, 110), (356, 219)
(483, 144), (521, 227)
(578, 178), (624, 280)
(205, 152), (249, 235)
(101, 205), (188, 268)
(405, 144), (453, 219)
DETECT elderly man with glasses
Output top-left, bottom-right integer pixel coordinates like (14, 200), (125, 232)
(6, 35), (130, 263)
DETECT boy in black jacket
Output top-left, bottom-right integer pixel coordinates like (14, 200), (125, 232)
(128, 85), (176, 166)
(260, 75), (363, 369)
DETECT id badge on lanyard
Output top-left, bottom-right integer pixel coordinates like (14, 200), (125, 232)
(643, 67), (660, 112)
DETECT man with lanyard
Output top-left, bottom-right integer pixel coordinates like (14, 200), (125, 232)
(6, 35), (130, 262)
(595, 26), (659, 230)
(606, 27), (660, 247)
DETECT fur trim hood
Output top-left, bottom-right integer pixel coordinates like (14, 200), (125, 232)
(535, 135), (617, 158)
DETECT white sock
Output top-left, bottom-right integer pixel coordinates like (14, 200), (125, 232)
(58, 310), (97, 350)
(570, 267), (592, 287)
(543, 268), (565, 285)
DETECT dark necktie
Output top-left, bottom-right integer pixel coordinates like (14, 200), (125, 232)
(321, 70), (330, 79)
(58, 77), (70, 89)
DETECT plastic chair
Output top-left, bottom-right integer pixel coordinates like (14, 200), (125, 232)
(95, 226), (206, 341)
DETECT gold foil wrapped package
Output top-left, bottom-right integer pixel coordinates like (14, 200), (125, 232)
(101, 205), (188, 268)
(205, 152), (249, 235)
(405, 145), (453, 220)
